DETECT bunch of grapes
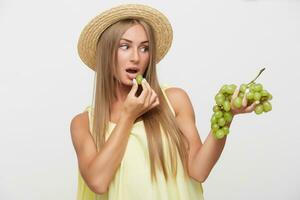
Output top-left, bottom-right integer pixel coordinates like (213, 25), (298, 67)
(211, 68), (273, 140)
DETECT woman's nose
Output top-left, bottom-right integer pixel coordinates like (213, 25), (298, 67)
(130, 48), (140, 62)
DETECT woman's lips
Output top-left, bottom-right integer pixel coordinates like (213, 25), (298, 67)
(126, 71), (139, 80)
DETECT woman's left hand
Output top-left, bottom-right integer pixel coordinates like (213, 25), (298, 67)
(230, 88), (258, 116)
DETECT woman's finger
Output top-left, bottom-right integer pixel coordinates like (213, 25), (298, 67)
(244, 101), (258, 113)
(128, 79), (139, 98)
(242, 93), (247, 108)
(149, 89), (157, 104)
(149, 96), (160, 110)
(230, 87), (240, 109)
(138, 79), (149, 103)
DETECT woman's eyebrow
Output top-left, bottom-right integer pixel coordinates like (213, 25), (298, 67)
(120, 38), (149, 44)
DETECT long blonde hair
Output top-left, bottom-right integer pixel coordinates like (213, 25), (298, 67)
(90, 18), (189, 183)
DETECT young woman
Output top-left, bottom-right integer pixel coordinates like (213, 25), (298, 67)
(70, 4), (257, 200)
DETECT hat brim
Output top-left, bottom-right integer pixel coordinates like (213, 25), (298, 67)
(77, 4), (173, 71)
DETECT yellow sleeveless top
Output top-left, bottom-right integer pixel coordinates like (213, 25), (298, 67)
(76, 85), (204, 200)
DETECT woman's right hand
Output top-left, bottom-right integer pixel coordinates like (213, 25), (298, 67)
(121, 78), (160, 122)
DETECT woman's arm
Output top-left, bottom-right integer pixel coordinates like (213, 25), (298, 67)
(70, 111), (135, 194)
(164, 87), (257, 183)
(164, 87), (216, 183)
(190, 121), (232, 183)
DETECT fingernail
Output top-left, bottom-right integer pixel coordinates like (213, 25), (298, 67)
(142, 78), (146, 83)
(255, 101), (260, 104)
(133, 79), (136, 84)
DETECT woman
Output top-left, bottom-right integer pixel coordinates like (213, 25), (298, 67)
(70, 4), (257, 200)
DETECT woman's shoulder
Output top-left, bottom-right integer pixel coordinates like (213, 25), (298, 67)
(70, 107), (91, 136)
(70, 111), (89, 131)
(161, 84), (191, 116)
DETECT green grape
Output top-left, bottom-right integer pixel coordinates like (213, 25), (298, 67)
(211, 123), (219, 132)
(255, 104), (264, 114)
(254, 92), (261, 101)
(223, 112), (233, 123)
(215, 129), (225, 139)
(213, 105), (220, 112)
(226, 84), (236, 95)
(215, 93), (225, 106)
(238, 92), (245, 98)
(218, 117), (226, 127)
(233, 97), (243, 108)
(246, 91), (254, 100)
(225, 96), (231, 102)
(211, 115), (217, 124)
(222, 126), (229, 135)
(254, 83), (263, 92)
(250, 84), (256, 92)
(261, 95), (269, 102)
(135, 74), (143, 85)
(262, 101), (272, 112)
(220, 85), (228, 94)
(240, 84), (248, 93)
(261, 90), (269, 97)
(268, 93), (273, 100)
(214, 111), (223, 119)
(231, 84), (237, 90)
(227, 95), (232, 101)
(223, 101), (231, 112)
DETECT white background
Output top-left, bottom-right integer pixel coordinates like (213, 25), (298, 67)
(1, 0), (299, 199)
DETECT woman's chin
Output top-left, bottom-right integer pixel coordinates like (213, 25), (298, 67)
(119, 78), (133, 87)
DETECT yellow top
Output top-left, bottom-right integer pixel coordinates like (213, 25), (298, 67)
(76, 84), (204, 200)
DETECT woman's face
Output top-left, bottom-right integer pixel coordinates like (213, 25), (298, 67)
(116, 24), (150, 86)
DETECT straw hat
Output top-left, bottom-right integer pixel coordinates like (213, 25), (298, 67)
(77, 3), (173, 71)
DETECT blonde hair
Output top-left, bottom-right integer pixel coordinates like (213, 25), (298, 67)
(90, 18), (189, 183)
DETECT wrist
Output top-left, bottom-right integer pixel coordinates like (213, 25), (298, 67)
(120, 112), (135, 124)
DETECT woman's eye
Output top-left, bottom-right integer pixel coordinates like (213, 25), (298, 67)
(141, 46), (149, 52)
(119, 44), (149, 52)
(120, 44), (129, 50)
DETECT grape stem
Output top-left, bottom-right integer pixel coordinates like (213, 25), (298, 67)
(247, 67), (265, 86)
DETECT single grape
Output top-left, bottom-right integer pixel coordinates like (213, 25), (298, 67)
(214, 111), (223, 119)
(136, 74), (143, 85)
(254, 104), (264, 114)
(268, 93), (273, 100)
(215, 93), (225, 106)
(211, 115), (217, 124)
(215, 129), (225, 139)
(253, 92), (261, 101)
(246, 91), (254, 100)
(262, 101), (272, 112)
(218, 117), (226, 127)
(213, 105), (220, 112)
(261, 90), (269, 97)
(222, 126), (230, 135)
(226, 84), (236, 95)
(223, 101), (231, 112)
(227, 95), (233, 101)
(240, 84), (248, 93)
(233, 97), (243, 108)
(211, 123), (219, 132)
(220, 85), (228, 94)
(260, 96), (268, 102)
(223, 112), (233, 123)
(254, 83), (263, 92)
(231, 84), (237, 90)
(250, 84), (256, 92)
(238, 92), (245, 98)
